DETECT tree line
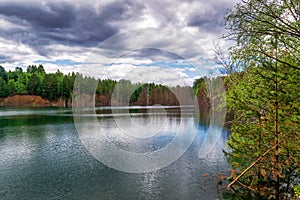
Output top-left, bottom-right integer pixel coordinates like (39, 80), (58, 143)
(0, 65), (76, 105)
(0, 65), (208, 107)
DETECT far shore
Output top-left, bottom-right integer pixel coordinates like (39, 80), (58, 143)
(0, 95), (65, 107)
(0, 94), (206, 108)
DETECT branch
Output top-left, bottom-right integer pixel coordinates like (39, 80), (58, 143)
(260, 49), (300, 71)
(227, 140), (284, 189)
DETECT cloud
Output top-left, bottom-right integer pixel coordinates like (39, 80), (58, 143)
(98, 64), (195, 86)
(80, 48), (213, 86)
(0, 0), (145, 51)
(0, 0), (238, 85)
(186, 0), (233, 33)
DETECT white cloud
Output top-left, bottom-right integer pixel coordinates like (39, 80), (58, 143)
(82, 63), (198, 86)
(0, 17), (26, 31)
(0, 0), (238, 85)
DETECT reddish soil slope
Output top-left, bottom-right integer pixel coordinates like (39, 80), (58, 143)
(0, 95), (64, 107)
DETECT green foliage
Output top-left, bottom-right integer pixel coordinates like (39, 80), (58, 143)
(193, 77), (206, 95)
(224, 0), (300, 199)
(0, 66), (8, 82)
(27, 65), (38, 74)
(43, 73), (59, 101)
(294, 185), (300, 199)
(0, 77), (7, 97)
(96, 79), (116, 96)
(15, 81), (27, 95)
(62, 75), (71, 99)
(129, 84), (142, 103)
(27, 74), (40, 95)
(6, 79), (15, 95)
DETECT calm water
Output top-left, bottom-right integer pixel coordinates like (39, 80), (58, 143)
(0, 107), (231, 200)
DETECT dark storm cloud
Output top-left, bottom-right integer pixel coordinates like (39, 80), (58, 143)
(0, 55), (11, 63)
(188, 17), (223, 32)
(0, 1), (144, 55)
(187, 1), (232, 33)
(0, 3), (75, 29)
(0, 0), (238, 73)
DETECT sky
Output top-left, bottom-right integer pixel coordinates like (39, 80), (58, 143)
(0, 0), (238, 86)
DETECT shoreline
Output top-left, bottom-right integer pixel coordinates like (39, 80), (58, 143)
(0, 94), (205, 108)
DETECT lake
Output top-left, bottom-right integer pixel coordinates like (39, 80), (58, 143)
(0, 106), (231, 200)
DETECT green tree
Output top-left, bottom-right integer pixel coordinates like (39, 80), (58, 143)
(112, 79), (136, 105)
(224, 0), (300, 199)
(15, 81), (27, 95)
(62, 75), (72, 107)
(17, 72), (28, 91)
(0, 66), (8, 82)
(37, 64), (46, 75)
(0, 77), (7, 97)
(6, 79), (15, 95)
(27, 73), (40, 95)
(27, 65), (38, 74)
(15, 67), (23, 73)
(96, 79), (117, 96)
(43, 73), (59, 100)
(8, 70), (18, 82)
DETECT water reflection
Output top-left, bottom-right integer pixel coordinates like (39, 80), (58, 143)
(0, 107), (230, 200)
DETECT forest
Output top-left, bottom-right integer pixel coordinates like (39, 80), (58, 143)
(0, 65), (75, 105)
(0, 64), (208, 107)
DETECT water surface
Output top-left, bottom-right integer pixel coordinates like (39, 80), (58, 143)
(0, 107), (230, 200)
